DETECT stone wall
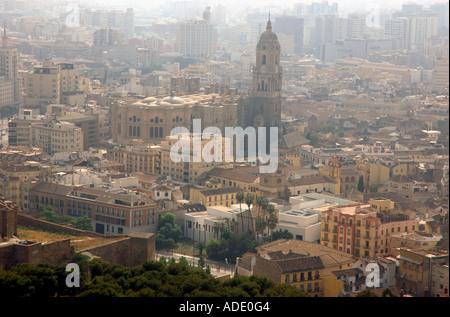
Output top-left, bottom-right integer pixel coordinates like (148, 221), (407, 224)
(80, 232), (155, 267)
(0, 239), (75, 270)
(0, 199), (19, 238)
(41, 239), (75, 266)
(18, 213), (105, 238)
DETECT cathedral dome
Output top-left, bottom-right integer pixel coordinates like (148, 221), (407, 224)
(258, 19), (278, 43)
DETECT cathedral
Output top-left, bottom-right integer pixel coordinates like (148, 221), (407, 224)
(238, 17), (282, 132)
(110, 17), (282, 146)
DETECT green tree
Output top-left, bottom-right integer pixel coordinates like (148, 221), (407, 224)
(381, 288), (399, 297)
(156, 213), (182, 250)
(356, 289), (379, 297)
(357, 175), (365, 192)
(267, 212), (278, 241)
(71, 216), (93, 231)
(255, 216), (267, 242)
(369, 184), (378, 193)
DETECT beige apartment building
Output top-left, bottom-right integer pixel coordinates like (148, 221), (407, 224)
(31, 121), (83, 155)
(0, 28), (21, 109)
(113, 144), (161, 174)
(24, 60), (89, 108)
(321, 204), (418, 258)
(0, 161), (51, 211)
(432, 57), (449, 93)
(159, 134), (228, 184)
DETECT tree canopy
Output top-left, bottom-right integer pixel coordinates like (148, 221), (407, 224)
(0, 259), (308, 297)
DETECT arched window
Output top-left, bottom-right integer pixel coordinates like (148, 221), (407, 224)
(150, 127), (154, 138)
(159, 127), (163, 138)
(262, 55), (266, 65)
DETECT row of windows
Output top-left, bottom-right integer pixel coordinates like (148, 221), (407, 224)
(285, 271), (320, 283)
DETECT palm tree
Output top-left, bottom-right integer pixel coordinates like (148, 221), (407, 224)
(267, 212), (278, 241)
(218, 222), (226, 238)
(230, 218), (238, 236)
(255, 216), (267, 243)
(255, 195), (268, 218)
(244, 193), (254, 234)
(265, 204), (275, 236)
(213, 222), (220, 239)
(236, 191), (245, 233)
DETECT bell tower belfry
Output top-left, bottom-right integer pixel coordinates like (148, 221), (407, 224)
(247, 16), (282, 131)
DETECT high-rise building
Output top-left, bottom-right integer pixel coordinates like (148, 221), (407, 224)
(0, 27), (21, 110)
(432, 57), (449, 93)
(273, 16), (304, 55)
(176, 7), (218, 58)
(386, 13), (438, 49)
(79, 8), (134, 39)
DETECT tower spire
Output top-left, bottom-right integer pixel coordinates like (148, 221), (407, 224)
(267, 12), (272, 31)
(2, 22), (7, 48)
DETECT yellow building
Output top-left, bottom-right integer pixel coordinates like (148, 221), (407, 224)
(396, 248), (449, 297)
(190, 186), (244, 207)
(24, 60), (60, 106)
(159, 134), (229, 184)
(24, 60), (88, 108)
(432, 57), (449, 93)
(0, 161), (51, 211)
(321, 204), (418, 258)
(30, 121), (83, 155)
(113, 144), (161, 174)
(392, 162), (417, 177)
(357, 159), (390, 189)
(206, 167), (260, 194)
(368, 198), (395, 212)
(237, 239), (356, 297)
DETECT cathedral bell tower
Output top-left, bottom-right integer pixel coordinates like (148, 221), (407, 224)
(249, 16), (282, 130)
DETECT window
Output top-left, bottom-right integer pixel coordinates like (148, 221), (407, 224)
(262, 55), (266, 65)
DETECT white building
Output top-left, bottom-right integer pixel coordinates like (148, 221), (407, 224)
(276, 193), (357, 243)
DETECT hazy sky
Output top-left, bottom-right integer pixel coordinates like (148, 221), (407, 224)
(70, 0), (448, 10)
